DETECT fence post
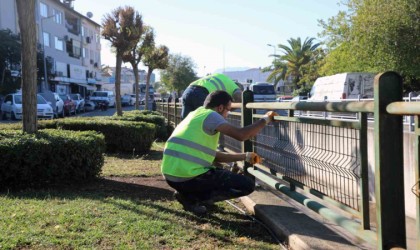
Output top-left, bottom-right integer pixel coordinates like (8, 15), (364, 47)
(359, 112), (370, 229)
(242, 88), (254, 173)
(174, 101), (178, 126)
(166, 101), (170, 125)
(409, 92), (415, 132)
(414, 115), (420, 250)
(374, 71), (405, 249)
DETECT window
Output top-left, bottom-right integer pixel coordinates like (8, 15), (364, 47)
(72, 40), (81, 58)
(43, 32), (50, 47)
(95, 33), (100, 43)
(52, 9), (63, 24)
(54, 36), (64, 51)
(40, 2), (48, 17)
(81, 26), (85, 37)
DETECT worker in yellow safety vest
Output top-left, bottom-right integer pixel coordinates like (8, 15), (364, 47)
(180, 73), (243, 119)
(162, 90), (278, 215)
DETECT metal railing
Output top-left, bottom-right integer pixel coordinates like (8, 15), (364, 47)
(156, 72), (418, 249)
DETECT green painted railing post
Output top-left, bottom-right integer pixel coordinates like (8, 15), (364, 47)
(359, 112), (370, 229)
(166, 101), (170, 125)
(174, 101), (178, 126)
(374, 71), (405, 249)
(242, 88), (254, 173)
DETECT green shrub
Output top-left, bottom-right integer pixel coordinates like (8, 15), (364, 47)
(0, 129), (105, 189)
(55, 119), (156, 153)
(110, 110), (168, 140)
(0, 119), (56, 130)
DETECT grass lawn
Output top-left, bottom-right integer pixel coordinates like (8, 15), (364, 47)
(0, 142), (279, 249)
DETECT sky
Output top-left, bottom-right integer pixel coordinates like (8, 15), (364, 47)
(73, 0), (345, 77)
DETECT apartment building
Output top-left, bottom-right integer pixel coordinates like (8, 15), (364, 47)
(0, 0), (101, 97)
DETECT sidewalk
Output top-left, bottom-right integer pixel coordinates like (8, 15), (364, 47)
(241, 183), (417, 250)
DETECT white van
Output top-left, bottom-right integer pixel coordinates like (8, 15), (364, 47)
(309, 73), (375, 101)
(90, 91), (116, 107)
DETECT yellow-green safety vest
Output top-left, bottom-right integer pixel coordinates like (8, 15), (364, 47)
(161, 107), (220, 180)
(190, 73), (238, 97)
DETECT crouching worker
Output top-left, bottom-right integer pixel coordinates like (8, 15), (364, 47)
(161, 90), (278, 215)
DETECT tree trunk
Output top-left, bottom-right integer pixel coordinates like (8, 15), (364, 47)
(133, 66), (140, 110)
(17, 0), (37, 133)
(145, 68), (153, 111)
(115, 54), (123, 116)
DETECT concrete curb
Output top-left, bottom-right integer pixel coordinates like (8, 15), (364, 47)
(240, 187), (363, 250)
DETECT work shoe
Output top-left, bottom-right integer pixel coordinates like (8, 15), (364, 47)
(173, 191), (207, 215)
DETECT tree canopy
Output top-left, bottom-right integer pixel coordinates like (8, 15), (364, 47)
(143, 44), (169, 110)
(319, 0), (420, 92)
(122, 25), (155, 109)
(160, 54), (197, 95)
(102, 6), (143, 115)
(265, 37), (320, 94)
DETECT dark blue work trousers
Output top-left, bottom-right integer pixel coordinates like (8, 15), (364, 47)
(181, 85), (209, 119)
(166, 168), (255, 203)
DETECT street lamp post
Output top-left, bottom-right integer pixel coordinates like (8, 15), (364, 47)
(40, 15), (56, 92)
(267, 43), (276, 58)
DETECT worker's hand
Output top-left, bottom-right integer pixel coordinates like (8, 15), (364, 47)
(245, 152), (262, 164)
(262, 111), (279, 124)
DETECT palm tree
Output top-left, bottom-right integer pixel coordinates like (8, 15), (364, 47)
(122, 26), (155, 110)
(269, 37), (320, 90)
(143, 45), (169, 110)
(102, 6), (142, 116)
(16, 0), (37, 133)
(265, 60), (287, 91)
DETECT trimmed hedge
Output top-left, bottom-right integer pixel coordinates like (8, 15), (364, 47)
(0, 129), (105, 189)
(111, 110), (168, 140)
(0, 117), (157, 154)
(0, 119), (57, 130)
(55, 118), (156, 153)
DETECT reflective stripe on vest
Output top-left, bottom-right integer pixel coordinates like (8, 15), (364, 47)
(167, 137), (215, 156)
(161, 107), (220, 178)
(163, 148), (213, 167)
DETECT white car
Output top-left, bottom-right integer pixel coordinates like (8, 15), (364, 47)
(69, 93), (85, 113)
(1, 93), (54, 120)
(121, 95), (133, 106)
(39, 92), (64, 118)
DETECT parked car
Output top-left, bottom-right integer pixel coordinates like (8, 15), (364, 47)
(40, 92), (64, 118)
(84, 101), (96, 111)
(69, 93), (85, 113)
(1, 93), (53, 120)
(276, 95), (293, 102)
(129, 94), (137, 105)
(90, 91), (115, 107)
(53, 93), (65, 118)
(59, 94), (76, 116)
(291, 96), (308, 102)
(121, 94), (133, 106)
